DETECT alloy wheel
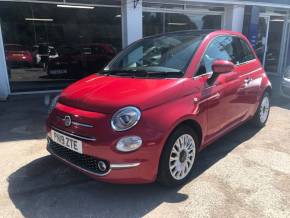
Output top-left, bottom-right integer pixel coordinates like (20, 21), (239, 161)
(260, 95), (270, 124)
(169, 134), (196, 180)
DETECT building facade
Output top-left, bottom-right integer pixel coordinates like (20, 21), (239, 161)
(0, 0), (290, 100)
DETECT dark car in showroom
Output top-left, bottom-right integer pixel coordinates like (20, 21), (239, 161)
(32, 43), (58, 69)
(46, 43), (116, 78)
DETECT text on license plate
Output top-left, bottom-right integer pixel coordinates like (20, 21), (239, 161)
(51, 130), (83, 154)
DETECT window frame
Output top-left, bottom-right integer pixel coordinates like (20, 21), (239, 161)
(193, 34), (257, 78)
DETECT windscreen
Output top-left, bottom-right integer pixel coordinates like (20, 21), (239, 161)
(103, 32), (205, 78)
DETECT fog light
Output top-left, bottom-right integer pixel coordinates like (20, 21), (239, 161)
(97, 161), (108, 172)
(116, 136), (142, 152)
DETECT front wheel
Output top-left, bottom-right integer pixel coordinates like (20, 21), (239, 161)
(157, 126), (198, 187)
(251, 92), (271, 128)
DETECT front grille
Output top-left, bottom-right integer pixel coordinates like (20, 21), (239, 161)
(48, 141), (110, 175)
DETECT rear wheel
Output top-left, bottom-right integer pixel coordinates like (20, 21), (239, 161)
(251, 92), (271, 128)
(157, 125), (198, 187)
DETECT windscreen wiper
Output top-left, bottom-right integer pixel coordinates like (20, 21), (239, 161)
(100, 69), (147, 76)
(100, 69), (183, 78)
(145, 71), (184, 78)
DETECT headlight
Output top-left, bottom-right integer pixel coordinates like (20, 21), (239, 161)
(111, 106), (141, 131)
(48, 95), (60, 114)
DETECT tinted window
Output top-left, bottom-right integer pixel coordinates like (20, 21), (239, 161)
(237, 38), (256, 63)
(5, 45), (26, 51)
(143, 12), (222, 37)
(196, 36), (239, 75)
(38, 45), (49, 54)
(0, 1), (121, 92)
(92, 46), (105, 55)
(58, 46), (80, 55)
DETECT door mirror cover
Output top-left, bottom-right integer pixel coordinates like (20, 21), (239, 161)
(212, 60), (235, 74)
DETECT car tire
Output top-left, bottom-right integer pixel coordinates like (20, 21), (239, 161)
(157, 125), (199, 187)
(251, 92), (271, 128)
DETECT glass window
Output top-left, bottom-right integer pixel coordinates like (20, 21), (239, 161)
(196, 36), (238, 75)
(104, 32), (205, 78)
(165, 14), (222, 33)
(0, 2), (121, 92)
(243, 14), (268, 64)
(143, 12), (164, 36)
(265, 17), (284, 73)
(237, 38), (256, 63)
(143, 12), (222, 37)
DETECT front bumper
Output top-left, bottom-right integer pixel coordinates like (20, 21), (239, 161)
(46, 102), (166, 184)
(47, 137), (158, 184)
(47, 138), (140, 173)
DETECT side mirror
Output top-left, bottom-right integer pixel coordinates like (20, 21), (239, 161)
(212, 60), (234, 74)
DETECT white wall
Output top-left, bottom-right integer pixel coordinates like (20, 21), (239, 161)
(224, 5), (245, 32)
(121, 0), (143, 48)
(0, 24), (10, 100)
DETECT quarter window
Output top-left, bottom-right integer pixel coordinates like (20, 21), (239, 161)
(237, 38), (256, 63)
(196, 36), (256, 76)
(196, 36), (238, 75)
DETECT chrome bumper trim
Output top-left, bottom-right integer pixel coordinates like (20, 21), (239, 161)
(110, 163), (140, 169)
(71, 121), (94, 128)
(51, 126), (96, 141)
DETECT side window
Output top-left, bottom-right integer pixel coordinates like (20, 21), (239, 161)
(196, 36), (238, 76)
(238, 38), (256, 63)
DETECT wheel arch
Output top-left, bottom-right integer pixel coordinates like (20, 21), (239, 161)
(179, 119), (202, 147)
(156, 118), (204, 186)
(166, 118), (203, 149)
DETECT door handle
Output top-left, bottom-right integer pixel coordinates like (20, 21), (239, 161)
(194, 92), (221, 104)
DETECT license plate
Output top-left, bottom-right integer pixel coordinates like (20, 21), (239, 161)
(50, 69), (67, 75)
(51, 130), (83, 154)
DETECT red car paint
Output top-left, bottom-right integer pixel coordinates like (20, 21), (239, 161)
(46, 30), (271, 184)
(5, 44), (33, 67)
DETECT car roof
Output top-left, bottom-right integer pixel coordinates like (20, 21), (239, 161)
(206, 29), (246, 38)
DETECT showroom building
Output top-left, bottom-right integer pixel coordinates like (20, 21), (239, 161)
(0, 0), (290, 100)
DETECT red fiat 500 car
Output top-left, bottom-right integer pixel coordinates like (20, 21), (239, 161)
(47, 30), (271, 186)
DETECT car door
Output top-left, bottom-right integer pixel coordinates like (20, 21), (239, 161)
(234, 37), (263, 117)
(195, 36), (246, 143)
